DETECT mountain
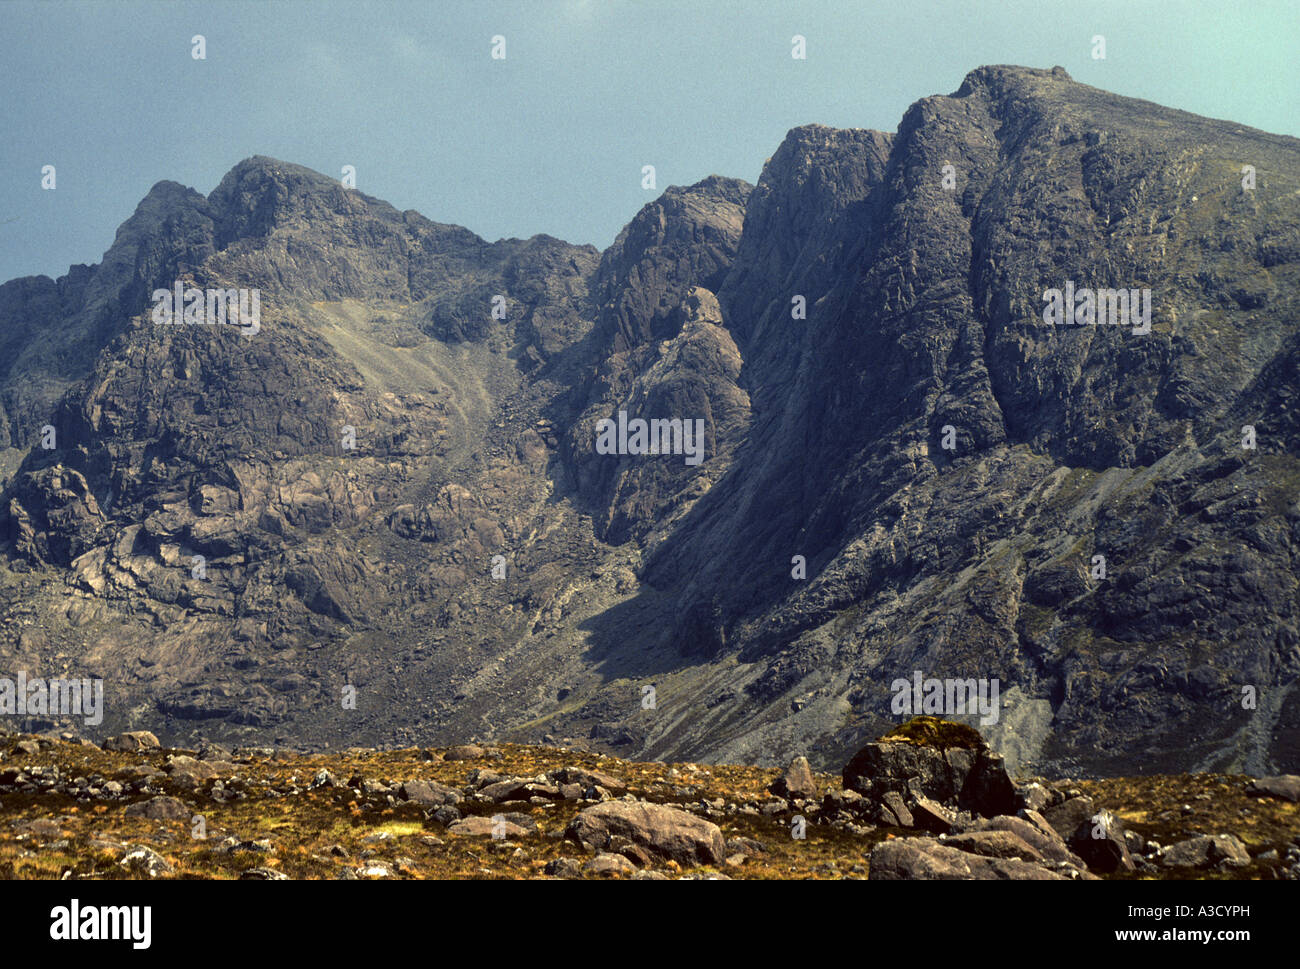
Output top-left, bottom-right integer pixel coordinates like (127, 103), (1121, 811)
(2, 66), (1298, 778)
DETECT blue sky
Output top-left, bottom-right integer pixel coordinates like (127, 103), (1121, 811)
(2, 0), (1297, 282)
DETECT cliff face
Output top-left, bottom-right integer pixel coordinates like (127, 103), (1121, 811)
(2, 67), (1298, 777)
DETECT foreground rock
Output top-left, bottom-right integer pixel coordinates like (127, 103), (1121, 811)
(566, 801), (727, 866)
(1159, 834), (1251, 871)
(123, 796), (191, 821)
(869, 838), (1070, 880)
(770, 756), (817, 800)
(1246, 776), (1300, 803)
(1067, 810), (1135, 873)
(104, 732), (161, 753)
(842, 718), (1017, 823)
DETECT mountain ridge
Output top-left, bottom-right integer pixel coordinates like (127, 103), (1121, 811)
(1, 65), (1298, 779)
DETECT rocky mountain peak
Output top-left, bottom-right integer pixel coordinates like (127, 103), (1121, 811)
(1, 68), (1297, 781)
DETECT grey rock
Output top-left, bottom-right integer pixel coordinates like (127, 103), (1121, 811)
(1160, 834), (1251, 870)
(869, 838), (1067, 880)
(566, 801), (727, 866)
(104, 732), (161, 753)
(122, 796), (191, 820)
(1246, 775), (1300, 803)
(770, 756), (817, 799)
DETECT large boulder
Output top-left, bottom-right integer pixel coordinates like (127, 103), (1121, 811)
(123, 795), (192, 820)
(962, 814), (1085, 866)
(939, 830), (1044, 861)
(1246, 775), (1300, 803)
(1067, 810), (1135, 873)
(566, 801), (727, 866)
(868, 838), (1068, 880)
(398, 779), (463, 806)
(1159, 834), (1251, 871)
(1041, 795), (1095, 839)
(842, 718), (1016, 818)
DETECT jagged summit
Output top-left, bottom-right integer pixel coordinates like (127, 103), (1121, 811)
(954, 63), (1073, 95)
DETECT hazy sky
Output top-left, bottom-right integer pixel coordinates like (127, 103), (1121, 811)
(2, 0), (1297, 282)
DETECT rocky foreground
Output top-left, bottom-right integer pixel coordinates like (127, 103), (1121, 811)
(1, 718), (1296, 880)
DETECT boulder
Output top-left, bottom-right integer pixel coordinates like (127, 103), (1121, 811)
(940, 830), (1044, 861)
(445, 815), (530, 838)
(770, 756), (817, 799)
(544, 857), (584, 878)
(1246, 775), (1300, 803)
(970, 814), (1083, 866)
(868, 838), (1067, 880)
(842, 719), (1015, 817)
(123, 796), (191, 821)
(878, 791), (913, 827)
(584, 852), (638, 877)
(398, 779), (462, 806)
(1042, 795), (1094, 840)
(104, 731), (161, 752)
(566, 801), (726, 866)
(1068, 810), (1135, 873)
(549, 767), (626, 793)
(1159, 834), (1251, 870)
(119, 845), (174, 877)
(443, 745), (486, 761)
(910, 796), (955, 833)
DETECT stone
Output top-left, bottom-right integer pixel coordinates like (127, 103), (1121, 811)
(940, 829), (1044, 861)
(446, 815), (529, 838)
(104, 732), (161, 753)
(842, 727), (1016, 818)
(910, 796), (955, 833)
(123, 796), (191, 820)
(550, 767), (627, 793)
(878, 791), (913, 827)
(120, 845), (174, 877)
(1068, 811), (1135, 873)
(1042, 795), (1094, 840)
(566, 801), (727, 866)
(1246, 775), (1300, 803)
(398, 779), (462, 806)
(770, 756), (817, 799)
(868, 838), (1067, 880)
(972, 814), (1082, 865)
(1160, 834), (1251, 870)
(584, 852), (637, 877)
(444, 745), (486, 761)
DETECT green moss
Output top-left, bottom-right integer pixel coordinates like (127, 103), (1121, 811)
(879, 716), (986, 750)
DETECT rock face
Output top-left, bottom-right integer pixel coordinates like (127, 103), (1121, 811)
(565, 801), (727, 866)
(1, 67), (1298, 778)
